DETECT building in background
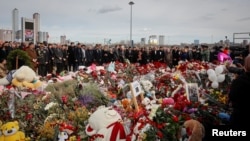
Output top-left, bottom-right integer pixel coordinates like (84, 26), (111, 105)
(243, 40), (248, 47)
(12, 8), (19, 41)
(141, 37), (146, 46)
(158, 35), (165, 45)
(60, 35), (67, 44)
(16, 30), (22, 41)
(33, 13), (40, 43)
(0, 29), (12, 41)
(38, 31), (49, 43)
(21, 17), (35, 43)
(194, 39), (199, 45)
(148, 35), (158, 45)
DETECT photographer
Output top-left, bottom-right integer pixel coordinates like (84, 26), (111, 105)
(228, 55), (250, 127)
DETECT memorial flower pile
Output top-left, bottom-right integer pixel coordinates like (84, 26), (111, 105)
(0, 60), (234, 140)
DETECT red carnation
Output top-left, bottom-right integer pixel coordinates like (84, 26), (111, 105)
(91, 71), (98, 78)
(100, 69), (106, 75)
(157, 131), (163, 138)
(173, 103), (181, 110)
(172, 115), (179, 122)
(61, 95), (68, 104)
(26, 113), (33, 120)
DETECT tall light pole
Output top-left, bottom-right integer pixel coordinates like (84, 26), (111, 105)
(129, 1), (134, 47)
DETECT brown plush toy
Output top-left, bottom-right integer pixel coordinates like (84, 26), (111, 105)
(121, 98), (133, 112)
(183, 119), (205, 141)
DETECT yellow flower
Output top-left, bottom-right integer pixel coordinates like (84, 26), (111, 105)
(38, 122), (55, 139)
(25, 137), (31, 141)
(139, 133), (147, 140)
(69, 136), (77, 141)
(33, 103), (39, 109)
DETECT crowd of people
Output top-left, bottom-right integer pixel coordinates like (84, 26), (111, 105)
(1, 39), (250, 129)
(0, 40), (249, 78)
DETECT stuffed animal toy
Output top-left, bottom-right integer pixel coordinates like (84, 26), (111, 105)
(183, 119), (205, 141)
(141, 97), (160, 120)
(85, 106), (126, 141)
(141, 97), (158, 110)
(121, 98), (133, 112)
(0, 66), (42, 89)
(58, 122), (76, 141)
(58, 131), (68, 141)
(11, 66), (42, 89)
(0, 121), (26, 141)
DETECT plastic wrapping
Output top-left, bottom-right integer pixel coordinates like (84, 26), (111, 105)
(8, 91), (15, 119)
(8, 89), (21, 119)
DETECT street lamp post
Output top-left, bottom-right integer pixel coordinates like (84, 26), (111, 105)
(129, 1), (134, 47)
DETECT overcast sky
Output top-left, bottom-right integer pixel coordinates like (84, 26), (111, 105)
(1, 0), (250, 45)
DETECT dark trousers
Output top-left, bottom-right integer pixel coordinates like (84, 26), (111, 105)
(47, 61), (54, 74)
(56, 63), (63, 74)
(38, 64), (47, 77)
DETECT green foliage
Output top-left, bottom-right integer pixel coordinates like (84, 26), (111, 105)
(143, 107), (184, 141)
(6, 49), (32, 70)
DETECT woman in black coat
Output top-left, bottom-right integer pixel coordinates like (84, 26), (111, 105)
(229, 55), (250, 128)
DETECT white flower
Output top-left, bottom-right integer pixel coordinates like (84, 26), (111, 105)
(44, 113), (58, 123)
(140, 80), (153, 92)
(148, 104), (160, 120)
(44, 102), (58, 110)
(42, 92), (51, 101)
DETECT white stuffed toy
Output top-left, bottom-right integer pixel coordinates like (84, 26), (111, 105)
(0, 66), (42, 89)
(58, 131), (69, 141)
(85, 106), (126, 141)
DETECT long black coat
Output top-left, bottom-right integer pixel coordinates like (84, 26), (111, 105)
(229, 72), (250, 127)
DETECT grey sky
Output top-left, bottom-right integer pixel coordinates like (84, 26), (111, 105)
(1, 0), (250, 44)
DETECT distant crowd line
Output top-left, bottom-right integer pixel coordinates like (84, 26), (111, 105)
(0, 40), (249, 78)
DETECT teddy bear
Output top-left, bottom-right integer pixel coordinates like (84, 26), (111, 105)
(12, 66), (42, 89)
(121, 98), (133, 112)
(182, 119), (205, 141)
(0, 66), (42, 89)
(85, 106), (126, 141)
(0, 121), (26, 141)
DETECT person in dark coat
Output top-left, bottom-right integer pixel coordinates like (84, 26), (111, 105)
(0, 43), (9, 60)
(62, 44), (69, 71)
(180, 46), (190, 61)
(141, 48), (151, 65)
(107, 48), (115, 63)
(156, 46), (165, 62)
(36, 43), (49, 77)
(54, 44), (64, 74)
(172, 46), (180, 66)
(93, 44), (103, 65)
(74, 43), (83, 71)
(67, 42), (76, 71)
(150, 46), (158, 62)
(125, 47), (134, 63)
(229, 55), (250, 128)
(85, 46), (94, 66)
(102, 46), (110, 64)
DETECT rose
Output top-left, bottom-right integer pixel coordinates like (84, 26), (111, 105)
(26, 113), (33, 120)
(61, 95), (68, 104)
(172, 115), (179, 122)
(157, 131), (163, 138)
